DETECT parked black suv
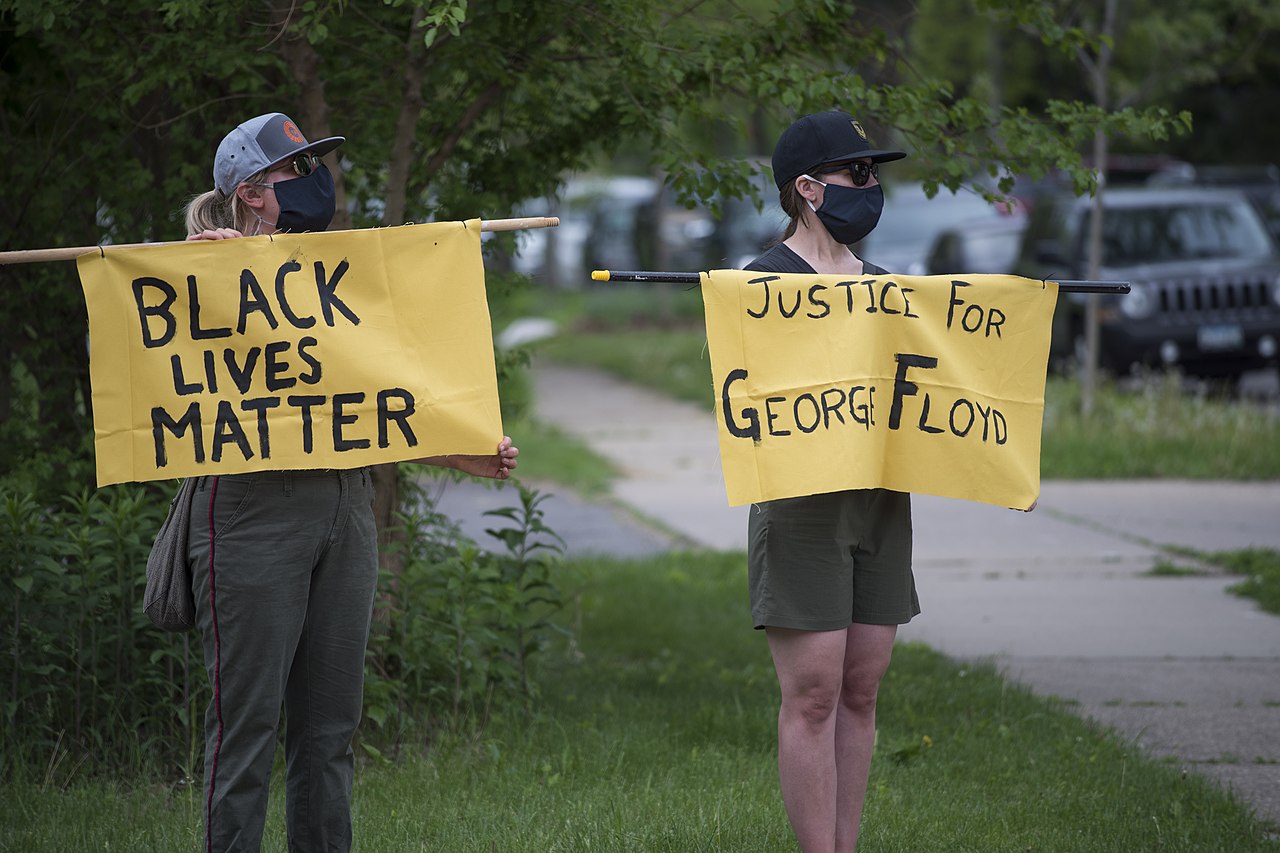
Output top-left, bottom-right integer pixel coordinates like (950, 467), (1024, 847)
(1018, 187), (1280, 377)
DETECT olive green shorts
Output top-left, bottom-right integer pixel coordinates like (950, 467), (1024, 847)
(748, 488), (919, 631)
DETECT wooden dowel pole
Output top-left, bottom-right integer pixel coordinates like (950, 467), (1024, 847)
(478, 216), (560, 233)
(0, 217), (560, 266)
(0, 244), (155, 265)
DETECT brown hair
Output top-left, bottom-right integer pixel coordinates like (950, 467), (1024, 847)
(777, 180), (810, 241)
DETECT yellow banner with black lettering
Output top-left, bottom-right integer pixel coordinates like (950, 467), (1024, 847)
(77, 220), (501, 486)
(702, 270), (1058, 509)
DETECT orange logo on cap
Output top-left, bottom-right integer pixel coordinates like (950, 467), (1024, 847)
(283, 120), (305, 144)
(851, 120), (868, 140)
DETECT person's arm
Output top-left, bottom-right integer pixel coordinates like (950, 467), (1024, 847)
(411, 436), (519, 480)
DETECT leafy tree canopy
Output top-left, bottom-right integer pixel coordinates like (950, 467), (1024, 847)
(0, 0), (1197, 485)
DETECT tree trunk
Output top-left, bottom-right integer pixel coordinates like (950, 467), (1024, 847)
(268, 4), (404, 587)
(370, 463), (401, 589)
(383, 7), (429, 227)
(364, 6), (436, 608)
(271, 2), (350, 229)
(1081, 0), (1118, 417)
(1082, 130), (1107, 417)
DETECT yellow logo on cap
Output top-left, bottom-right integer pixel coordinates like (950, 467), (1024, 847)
(851, 120), (867, 140)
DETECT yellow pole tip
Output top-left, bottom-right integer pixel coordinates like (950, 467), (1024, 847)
(591, 270), (610, 281)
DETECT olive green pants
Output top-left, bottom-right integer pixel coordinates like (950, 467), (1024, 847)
(187, 468), (378, 853)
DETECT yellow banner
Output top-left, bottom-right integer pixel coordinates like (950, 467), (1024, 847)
(77, 220), (502, 486)
(702, 270), (1058, 509)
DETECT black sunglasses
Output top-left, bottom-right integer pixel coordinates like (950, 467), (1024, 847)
(253, 152), (323, 189)
(821, 161), (878, 187)
(290, 152), (322, 177)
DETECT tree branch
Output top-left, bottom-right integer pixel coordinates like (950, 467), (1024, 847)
(419, 81), (505, 187)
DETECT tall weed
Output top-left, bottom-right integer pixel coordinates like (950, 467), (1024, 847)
(363, 479), (566, 755)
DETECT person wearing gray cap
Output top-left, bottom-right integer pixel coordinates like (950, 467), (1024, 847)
(743, 110), (916, 853)
(180, 111), (520, 853)
(185, 111), (346, 238)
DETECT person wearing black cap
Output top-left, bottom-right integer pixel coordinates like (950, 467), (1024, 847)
(181, 112), (520, 852)
(744, 110), (916, 853)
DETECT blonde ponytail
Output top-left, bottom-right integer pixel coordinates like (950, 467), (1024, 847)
(184, 166), (272, 236)
(184, 189), (234, 235)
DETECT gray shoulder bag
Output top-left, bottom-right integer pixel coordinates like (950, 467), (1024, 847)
(143, 478), (197, 632)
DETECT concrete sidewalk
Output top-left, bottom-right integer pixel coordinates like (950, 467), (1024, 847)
(434, 360), (1280, 826)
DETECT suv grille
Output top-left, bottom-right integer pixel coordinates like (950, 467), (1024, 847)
(1157, 277), (1275, 315)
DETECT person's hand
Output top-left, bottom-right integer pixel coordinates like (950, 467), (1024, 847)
(186, 228), (244, 241)
(419, 436), (520, 479)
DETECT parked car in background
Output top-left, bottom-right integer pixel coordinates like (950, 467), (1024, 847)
(1149, 164), (1280, 243)
(696, 162), (786, 269)
(508, 173), (1029, 286)
(925, 216), (1029, 275)
(582, 177), (664, 275)
(1017, 186), (1280, 377)
(856, 182), (1021, 274)
(606, 188), (717, 274)
(510, 175), (658, 287)
(710, 195), (786, 269)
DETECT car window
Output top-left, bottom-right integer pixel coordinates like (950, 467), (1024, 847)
(1175, 202), (1274, 259)
(962, 229), (1024, 272)
(1080, 200), (1275, 265)
(869, 188), (1002, 249)
(859, 183), (1015, 273)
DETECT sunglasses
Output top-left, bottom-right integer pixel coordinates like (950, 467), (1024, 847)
(251, 152), (323, 189)
(289, 152), (322, 177)
(821, 161), (878, 187)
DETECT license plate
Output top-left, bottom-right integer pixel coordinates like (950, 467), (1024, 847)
(1197, 324), (1244, 351)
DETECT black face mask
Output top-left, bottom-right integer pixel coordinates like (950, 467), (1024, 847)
(806, 177), (884, 245)
(265, 164), (337, 233)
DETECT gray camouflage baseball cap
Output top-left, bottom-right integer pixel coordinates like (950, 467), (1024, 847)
(213, 112), (344, 195)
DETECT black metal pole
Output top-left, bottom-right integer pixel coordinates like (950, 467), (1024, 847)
(1049, 280), (1131, 294)
(591, 270), (1130, 294)
(591, 270), (701, 285)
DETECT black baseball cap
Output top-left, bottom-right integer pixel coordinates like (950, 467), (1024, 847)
(771, 110), (906, 189)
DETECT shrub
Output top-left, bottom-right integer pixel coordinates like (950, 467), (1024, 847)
(0, 484), (197, 783)
(362, 479), (566, 755)
(1, 474), (568, 781)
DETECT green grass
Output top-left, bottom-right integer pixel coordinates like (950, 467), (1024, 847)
(410, 414), (616, 495)
(531, 282), (708, 331)
(1040, 373), (1280, 479)
(3, 553), (1275, 852)
(1215, 548), (1280, 615)
(536, 325), (1280, 480)
(1141, 548), (1280, 616)
(501, 413), (616, 495)
(1145, 559), (1209, 577)
(493, 342), (617, 494)
(537, 326), (715, 405)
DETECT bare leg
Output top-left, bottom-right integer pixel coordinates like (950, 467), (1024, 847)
(834, 623), (897, 853)
(766, 627), (849, 853)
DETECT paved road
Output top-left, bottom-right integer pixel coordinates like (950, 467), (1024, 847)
(433, 360), (1280, 827)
